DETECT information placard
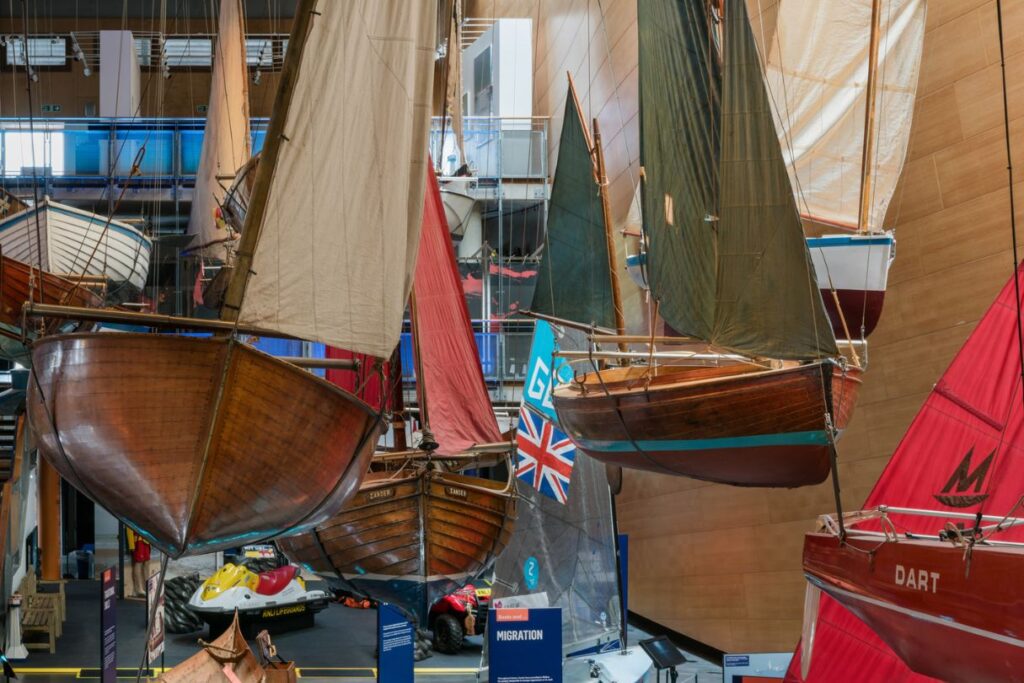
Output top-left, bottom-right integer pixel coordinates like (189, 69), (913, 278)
(145, 571), (166, 664)
(377, 603), (413, 683)
(488, 607), (562, 683)
(99, 567), (117, 683)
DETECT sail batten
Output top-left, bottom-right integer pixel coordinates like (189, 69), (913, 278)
(234, 1), (436, 358)
(188, 0), (250, 251)
(765, 0), (926, 233)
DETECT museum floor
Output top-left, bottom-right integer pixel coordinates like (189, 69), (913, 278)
(7, 579), (721, 682)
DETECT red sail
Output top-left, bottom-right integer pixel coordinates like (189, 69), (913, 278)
(787, 266), (1024, 681)
(325, 347), (388, 410)
(409, 166), (502, 454)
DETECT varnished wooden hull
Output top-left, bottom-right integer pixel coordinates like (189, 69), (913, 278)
(277, 468), (516, 623)
(804, 532), (1024, 683)
(0, 256), (102, 364)
(552, 360), (862, 487)
(27, 333), (383, 558)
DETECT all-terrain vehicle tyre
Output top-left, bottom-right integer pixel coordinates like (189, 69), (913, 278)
(432, 613), (465, 654)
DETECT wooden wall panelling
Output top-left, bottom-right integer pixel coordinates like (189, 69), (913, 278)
(473, 0), (1024, 653)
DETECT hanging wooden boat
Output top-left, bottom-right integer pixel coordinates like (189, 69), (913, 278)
(0, 255), (103, 364)
(278, 467), (515, 623)
(552, 0), (860, 488)
(279, 164), (514, 623)
(0, 197), (151, 290)
(765, 0), (925, 339)
(28, 333), (382, 557)
(26, 0), (437, 558)
(806, 233), (894, 338)
(802, 508), (1024, 683)
(555, 360), (861, 487)
(788, 265), (1024, 680)
(627, 232), (896, 340)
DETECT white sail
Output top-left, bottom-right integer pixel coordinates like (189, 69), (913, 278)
(764, 0), (926, 231)
(237, 1), (436, 359)
(188, 0), (250, 251)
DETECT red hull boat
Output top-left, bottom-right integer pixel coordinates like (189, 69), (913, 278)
(803, 509), (1024, 683)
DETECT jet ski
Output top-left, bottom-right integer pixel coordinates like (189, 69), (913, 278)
(188, 562), (329, 636)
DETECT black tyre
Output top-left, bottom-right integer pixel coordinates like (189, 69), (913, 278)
(432, 613), (464, 654)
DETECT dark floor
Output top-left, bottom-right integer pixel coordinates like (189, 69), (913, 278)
(9, 579), (480, 681)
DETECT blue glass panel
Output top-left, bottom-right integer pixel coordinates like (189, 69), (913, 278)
(112, 130), (174, 176)
(61, 129), (109, 176)
(180, 130), (204, 175)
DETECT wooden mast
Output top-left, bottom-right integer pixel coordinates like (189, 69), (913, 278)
(593, 118), (627, 339)
(856, 0), (883, 234)
(220, 0), (319, 322)
(564, 72), (626, 339)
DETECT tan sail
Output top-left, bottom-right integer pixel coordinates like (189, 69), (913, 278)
(233, 1), (437, 359)
(764, 0), (926, 232)
(25, 1), (431, 559)
(188, 0), (251, 253)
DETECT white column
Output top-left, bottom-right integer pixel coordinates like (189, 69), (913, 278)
(99, 31), (141, 117)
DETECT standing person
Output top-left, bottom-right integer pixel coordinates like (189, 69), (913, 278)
(126, 528), (152, 598)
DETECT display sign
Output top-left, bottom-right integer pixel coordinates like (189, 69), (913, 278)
(377, 603), (413, 683)
(145, 571), (166, 664)
(722, 652), (793, 682)
(100, 567), (117, 683)
(618, 533), (629, 618)
(488, 607), (562, 683)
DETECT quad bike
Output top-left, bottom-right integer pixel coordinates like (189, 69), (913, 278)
(428, 583), (491, 654)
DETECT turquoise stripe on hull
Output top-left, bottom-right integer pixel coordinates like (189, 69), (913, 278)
(573, 429), (830, 454)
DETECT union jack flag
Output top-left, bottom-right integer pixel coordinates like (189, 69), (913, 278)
(516, 407), (576, 504)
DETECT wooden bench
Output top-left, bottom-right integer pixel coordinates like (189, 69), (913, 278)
(19, 601), (55, 653)
(17, 569), (62, 651)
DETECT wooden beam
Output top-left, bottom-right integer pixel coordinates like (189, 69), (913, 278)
(220, 0), (319, 322)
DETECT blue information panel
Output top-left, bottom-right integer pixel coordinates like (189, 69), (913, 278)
(377, 603), (414, 683)
(488, 607), (562, 683)
(618, 533), (629, 618)
(99, 567), (117, 683)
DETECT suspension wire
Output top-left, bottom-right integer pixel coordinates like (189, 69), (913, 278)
(996, 0), (1024, 420)
(19, 0), (47, 304)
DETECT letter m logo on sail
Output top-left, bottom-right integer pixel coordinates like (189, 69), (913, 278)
(933, 446), (995, 508)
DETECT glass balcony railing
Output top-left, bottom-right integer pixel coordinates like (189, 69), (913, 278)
(0, 117), (270, 180)
(429, 116), (548, 179)
(0, 116), (545, 182)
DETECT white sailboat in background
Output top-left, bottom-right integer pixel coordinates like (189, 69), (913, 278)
(187, 0), (251, 259)
(764, 0), (926, 339)
(0, 196), (151, 290)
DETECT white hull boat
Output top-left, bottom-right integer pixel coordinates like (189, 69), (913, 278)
(0, 197), (151, 290)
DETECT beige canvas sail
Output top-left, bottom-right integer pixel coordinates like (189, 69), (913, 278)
(237, 1), (436, 359)
(764, 0), (926, 231)
(188, 0), (250, 252)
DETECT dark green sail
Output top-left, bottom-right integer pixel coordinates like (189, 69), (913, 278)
(531, 91), (616, 329)
(713, 0), (837, 359)
(638, 0), (837, 360)
(638, 0), (720, 342)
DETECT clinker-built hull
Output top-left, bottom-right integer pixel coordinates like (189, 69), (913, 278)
(803, 532), (1024, 683)
(277, 468), (516, 623)
(28, 333), (383, 558)
(0, 255), (102, 364)
(553, 360), (861, 487)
